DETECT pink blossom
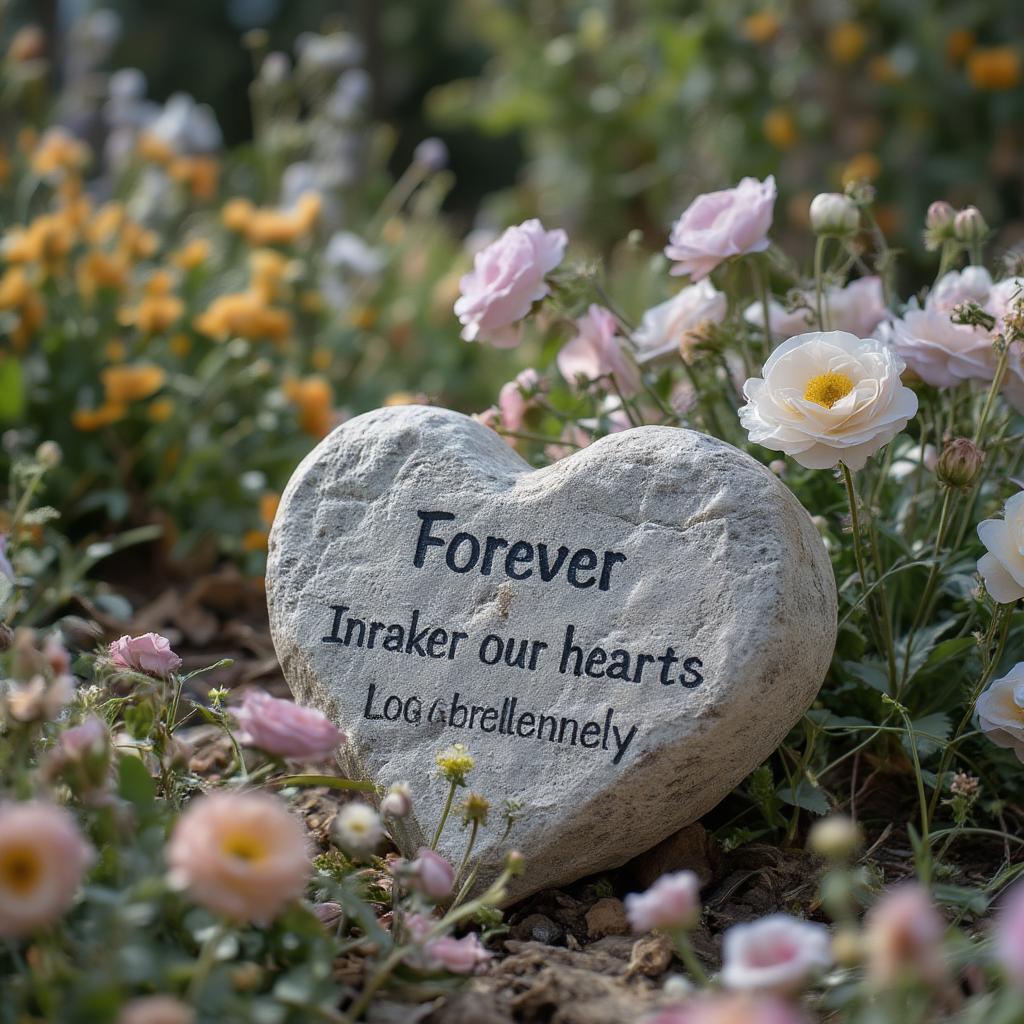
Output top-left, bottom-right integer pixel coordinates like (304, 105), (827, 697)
(625, 870), (701, 932)
(166, 791), (311, 924)
(634, 280), (727, 363)
(745, 277), (888, 340)
(0, 802), (94, 937)
(665, 176), (776, 281)
(995, 881), (1024, 987)
(232, 688), (344, 761)
(424, 931), (491, 974)
(455, 219), (567, 347)
(108, 633), (182, 678)
(408, 846), (455, 901)
(864, 883), (946, 985)
(720, 914), (831, 993)
(645, 994), (807, 1024)
(497, 368), (540, 430)
(557, 305), (640, 395)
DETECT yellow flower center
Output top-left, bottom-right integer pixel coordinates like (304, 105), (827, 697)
(222, 832), (266, 863)
(803, 371), (855, 409)
(0, 845), (41, 894)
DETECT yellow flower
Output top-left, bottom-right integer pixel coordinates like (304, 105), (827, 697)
(4, 213), (75, 266)
(116, 220), (159, 262)
(222, 192), (321, 246)
(194, 292), (292, 343)
(101, 364), (167, 404)
(742, 11), (780, 45)
(120, 271), (184, 334)
(283, 376), (333, 437)
(841, 151), (881, 187)
(31, 128), (89, 178)
(762, 108), (797, 149)
(171, 238), (211, 271)
(946, 28), (975, 65)
(87, 202), (126, 244)
(72, 403), (125, 431)
(168, 155), (220, 201)
(435, 743), (474, 785)
(249, 249), (290, 303)
(147, 398), (175, 423)
(76, 250), (129, 301)
(383, 391), (416, 407)
(967, 47), (1021, 91)
(827, 21), (867, 65)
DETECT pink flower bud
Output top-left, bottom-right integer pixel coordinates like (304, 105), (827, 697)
(936, 437), (984, 489)
(953, 205), (988, 244)
(380, 781), (412, 818)
(108, 633), (182, 678)
(408, 846), (455, 901)
(424, 931), (491, 974)
(926, 201), (956, 232)
(625, 870), (701, 932)
(232, 688), (344, 761)
(864, 884), (946, 986)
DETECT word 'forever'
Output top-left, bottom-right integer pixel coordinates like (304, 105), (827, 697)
(413, 509), (627, 591)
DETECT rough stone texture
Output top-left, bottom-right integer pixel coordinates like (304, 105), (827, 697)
(267, 405), (836, 899)
(624, 823), (718, 890)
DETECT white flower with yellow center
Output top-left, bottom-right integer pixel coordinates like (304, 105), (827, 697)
(332, 802), (383, 855)
(738, 331), (918, 470)
(976, 663), (1024, 760)
(977, 491), (1024, 604)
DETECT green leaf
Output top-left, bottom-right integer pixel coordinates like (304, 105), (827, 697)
(270, 774), (376, 793)
(0, 358), (25, 420)
(778, 779), (830, 815)
(902, 712), (952, 758)
(117, 754), (156, 811)
(842, 659), (889, 693)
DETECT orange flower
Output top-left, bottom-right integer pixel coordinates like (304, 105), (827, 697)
(194, 292), (292, 343)
(841, 151), (881, 187)
(101, 364), (167, 404)
(147, 398), (175, 422)
(249, 249), (289, 303)
(121, 272), (184, 334)
(827, 21), (867, 65)
(242, 529), (269, 552)
(168, 155), (219, 201)
(742, 11), (779, 45)
(87, 203), (126, 245)
(0, 268), (44, 350)
(284, 376), (333, 437)
(967, 47), (1021, 91)
(170, 238), (211, 270)
(259, 493), (280, 527)
(3, 213), (75, 266)
(762, 108), (797, 149)
(31, 128), (89, 178)
(946, 28), (975, 65)
(116, 220), (159, 262)
(71, 403), (125, 431)
(136, 132), (175, 166)
(222, 192), (321, 246)
(76, 250), (128, 301)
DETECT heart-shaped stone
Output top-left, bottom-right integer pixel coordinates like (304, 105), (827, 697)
(267, 406), (836, 897)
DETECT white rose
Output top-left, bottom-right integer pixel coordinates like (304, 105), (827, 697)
(977, 491), (1024, 604)
(809, 192), (859, 235)
(738, 330), (918, 470)
(744, 277), (888, 340)
(975, 663), (1024, 761)
(633, 280), (726, 363)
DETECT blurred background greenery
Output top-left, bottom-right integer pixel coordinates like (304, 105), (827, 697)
(2, 0), (1023, 573)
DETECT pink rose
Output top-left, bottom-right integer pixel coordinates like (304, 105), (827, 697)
(625, 870), (701, 932)
(407, 846), (455, 902)
(424, 931), (491, 974)
(108, 633), (182, 678)
(497, 368), (540, 431)
(557, 305), (640, 395)
(0, 802), (94, 937)
(864, 883), (946, 985)
(455, 219), (567, 347)
(232, 688), (344, 761)
(745, 277), (888, 340)
(665, 176), (776, 281)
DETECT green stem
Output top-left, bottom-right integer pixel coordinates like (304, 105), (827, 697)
(187, 922), (229, 1003)
(973, 341), (1011, 447)
(671, 928), (710, 986)
(813, 236), (828, 329)
(453, 820), (479, 888)
(431, 780), (457, 850)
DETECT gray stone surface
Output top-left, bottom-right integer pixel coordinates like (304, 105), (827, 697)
(267, 405), (837, 899)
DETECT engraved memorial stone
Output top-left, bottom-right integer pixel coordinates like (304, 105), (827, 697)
(267, 405), (837, 897)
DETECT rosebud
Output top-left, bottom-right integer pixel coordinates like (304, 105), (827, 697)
(936, 437), (984, 489)
(407, 846), (455, 901)
(808, 815), (864, 861)
(380, 781), (412, 818)
(925, 201), (956, 233)
(809, 192), (859, 236)
(953, 205), (988, 245)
